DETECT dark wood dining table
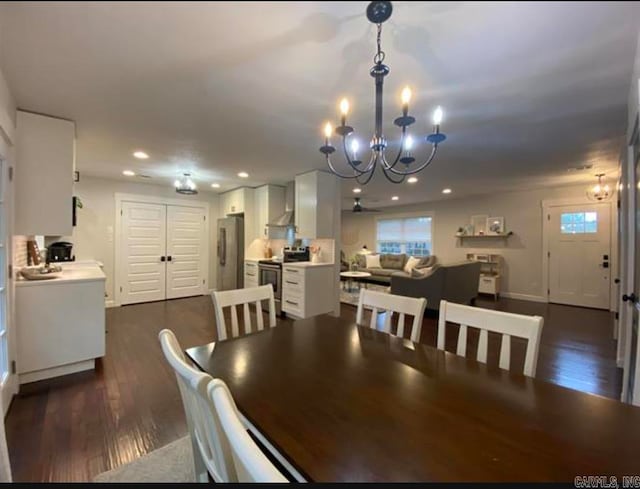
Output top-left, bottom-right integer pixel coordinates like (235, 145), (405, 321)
(186, 314), (640, 482)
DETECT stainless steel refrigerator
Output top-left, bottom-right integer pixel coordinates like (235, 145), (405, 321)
(216, 216), (244, 291)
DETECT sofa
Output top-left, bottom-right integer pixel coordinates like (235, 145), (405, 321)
(353, 253), (437, 285)
(390, 261), (482, 312)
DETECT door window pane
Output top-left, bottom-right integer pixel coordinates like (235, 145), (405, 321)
(560, 212), (598, 234)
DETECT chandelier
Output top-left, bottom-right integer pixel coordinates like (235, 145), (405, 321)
(174, 173), (198, 195)
(586, 173), (611, 201)
(319, 1), (446, 185)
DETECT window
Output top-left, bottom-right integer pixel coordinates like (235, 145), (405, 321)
(376, 216), (432, 256)
(561, 212), (597, 234)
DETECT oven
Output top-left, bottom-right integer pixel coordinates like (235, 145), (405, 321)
(258, 261), (282, 315)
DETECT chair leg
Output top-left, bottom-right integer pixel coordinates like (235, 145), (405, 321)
(190, 435), (209, 482)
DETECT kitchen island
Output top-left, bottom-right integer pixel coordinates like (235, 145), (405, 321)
(16, 260), (106, 383)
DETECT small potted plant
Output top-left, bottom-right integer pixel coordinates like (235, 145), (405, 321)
(455, 227), (465, 237)
(349, 256), (359, 271)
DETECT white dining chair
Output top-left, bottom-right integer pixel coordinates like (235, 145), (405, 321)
(437, 300), (544, 377)
(212, 285), (277, 341)
(356, 289), (427, 342)
(208, 379), (288, 483)
(158, 329), (236, 482)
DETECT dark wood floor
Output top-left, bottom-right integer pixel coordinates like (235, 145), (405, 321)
(4, 295), (621, 482)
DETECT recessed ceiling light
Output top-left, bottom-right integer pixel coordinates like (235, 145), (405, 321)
(133, 151), (149, 159)
(238, 172), (249, 178)
(122, 170), (135, 176)
(442, 188), (452, 194)
(353, 188), (362, 193)
(211, 183), (220, 188)
(391, 196), (399, 201)
(407, 177), (418, 184)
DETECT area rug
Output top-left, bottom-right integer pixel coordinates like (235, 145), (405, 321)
(93, 435), (195, 483)
(340, 282), (390, 306)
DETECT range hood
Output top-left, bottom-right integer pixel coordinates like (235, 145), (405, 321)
(267, 181), (295, 227)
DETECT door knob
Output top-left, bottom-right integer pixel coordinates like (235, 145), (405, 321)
(167, 256), (173, 262)
(160, 256), (166, 262)
(615, 278), (620, 284)
(622, 293), (637, 303)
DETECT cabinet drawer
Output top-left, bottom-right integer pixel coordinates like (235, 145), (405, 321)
(282, 296), (304, 317)
(478, 275), (497, 294)
(283, 267), (305, 283)
(283, 283), (303, 300)
(244, 276), (258, 288)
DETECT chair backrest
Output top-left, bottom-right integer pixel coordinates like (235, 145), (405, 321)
(212, 285), (276, 341)
(437, 300), (544, 377)
(208, 379), (288, 483)
(158, 329), (236, 482)
(356, 289), (427, 342)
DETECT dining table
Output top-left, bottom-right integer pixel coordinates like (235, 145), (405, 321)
(186, 313), (640, 482)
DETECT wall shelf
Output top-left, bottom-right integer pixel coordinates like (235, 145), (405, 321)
(455, 231), (513, 239)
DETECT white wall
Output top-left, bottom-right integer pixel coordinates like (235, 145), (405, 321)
(342, 183), (609, 301)
(64, 176), (219, 305)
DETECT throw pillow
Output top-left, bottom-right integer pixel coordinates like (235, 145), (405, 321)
(365, 254), (382, 269)
(416, 255), (436, 269)
(404, 256), (421, 273)
(411, 268), (427, 278)
(355, 254), (367, 268)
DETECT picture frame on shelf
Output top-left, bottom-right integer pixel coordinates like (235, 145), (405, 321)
(487, 216), (505, 235)
(470, 215), (488, 236)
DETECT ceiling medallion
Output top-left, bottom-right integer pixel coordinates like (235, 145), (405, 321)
(319, 1), (446, 185)
(174, 173), (198, 195)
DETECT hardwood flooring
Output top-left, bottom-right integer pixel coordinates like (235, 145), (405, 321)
(4, 295), (621, 482)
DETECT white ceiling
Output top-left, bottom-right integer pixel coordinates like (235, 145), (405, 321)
(0, 1), (638, 209)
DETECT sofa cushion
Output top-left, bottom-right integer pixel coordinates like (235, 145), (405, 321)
(365, 254), (382, 269)
(416, 255), (437, 269)
(363, 268), (394, 277)
(381, 253), (406, 270)
(411, 267), (427, 278)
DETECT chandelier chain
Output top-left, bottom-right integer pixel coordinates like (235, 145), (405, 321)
(373, 23), (385, 64)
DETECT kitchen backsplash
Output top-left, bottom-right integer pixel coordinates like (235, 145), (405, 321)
(246, 237), (335, 263)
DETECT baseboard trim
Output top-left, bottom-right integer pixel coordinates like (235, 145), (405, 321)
(19, 359), (95, 384)
(500, 292), (547, 303)
(105, 300), (116, 308)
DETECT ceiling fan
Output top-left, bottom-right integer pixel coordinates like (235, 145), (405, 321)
(352, 197), (380, 213)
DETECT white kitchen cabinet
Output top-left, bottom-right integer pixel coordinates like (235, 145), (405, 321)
(221, 187), (251, 215)
(16, 262), (106, 384)
(254, 184), (285, 239)
(244, 260), (259, 288)
(295, 171), (338, 239)
(282, 263), (334, 319)
(15, 110), (76, 236)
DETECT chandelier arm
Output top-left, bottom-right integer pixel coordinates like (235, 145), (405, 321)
(382, 166), (406, 184)
(355, 152), (379, 184)
(381, 144), (439, 175)
(380, 126), (408, 170)
(325, 154), (366, 179)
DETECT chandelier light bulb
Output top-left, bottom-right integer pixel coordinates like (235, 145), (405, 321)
(404, 134), (414, 151)
(433, 106), (444, 125)
(351, 139), (359, 155)
(324, 122), (333, 139)
(340, 98), (350, 116)
(401, 86), (412, 106)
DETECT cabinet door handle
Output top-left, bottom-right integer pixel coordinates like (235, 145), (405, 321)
(161, 256), (166, 262)
(285, 280), (299, 285)
(286, 300), (299, 306)
(285, 269), (299, 273)
(247, 273), (256, 277)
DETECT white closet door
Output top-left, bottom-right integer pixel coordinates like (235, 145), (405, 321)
(166, 205), (206, 299)
(121, 202), (167, 304)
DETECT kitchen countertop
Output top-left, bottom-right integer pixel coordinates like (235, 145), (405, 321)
(16, 262), (106, 287)
(282, 261), (334, 268)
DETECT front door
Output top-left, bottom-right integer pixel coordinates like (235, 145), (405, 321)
(548, 202), (611, 309)
(120, 202), (167, 304)
(166, 205), (206, 299)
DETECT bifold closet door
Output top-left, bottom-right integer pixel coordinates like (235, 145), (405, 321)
(121, 202), (167, 305)
(166, 205), (207, 299)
